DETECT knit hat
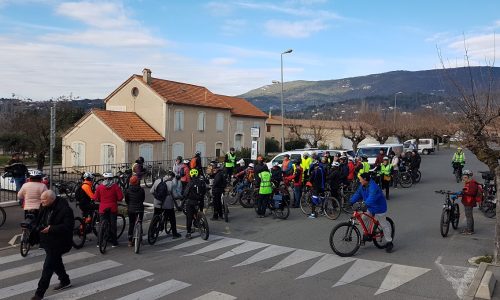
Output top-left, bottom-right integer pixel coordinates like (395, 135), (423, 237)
(360, 173), (371, 181)
(129, 175), (139, 186)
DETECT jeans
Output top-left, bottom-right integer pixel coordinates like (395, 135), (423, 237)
(186, 203), (197, 233)
(293, 186), (302, 207)
(257, 194), (271, 216)
(35, 250), (70, 298)
(127, 212), (143, 242)
(363, 212), (392, 242)
(212, 190), (223, 218)
(100, 213), (118, 245)
(14, 176), (26, 193)
(464, 206), (474, 232)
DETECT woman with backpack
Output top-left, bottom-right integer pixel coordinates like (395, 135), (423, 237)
(125, 176), (144, 247)
(150, 171), (182, 238)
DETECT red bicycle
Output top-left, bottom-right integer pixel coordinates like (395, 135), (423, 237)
(329, 202), (395, 257)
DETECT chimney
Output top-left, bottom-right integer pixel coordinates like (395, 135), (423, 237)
(268, 108), (272, 119)
(142, 68), (152, 85)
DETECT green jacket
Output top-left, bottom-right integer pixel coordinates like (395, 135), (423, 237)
(259, 171), (273, 195)
(379, 164), (392, 176)
(225, 152), (236, 168)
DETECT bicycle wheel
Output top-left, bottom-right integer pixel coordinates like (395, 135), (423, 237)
(373, 217), (395, 249)
(133, 222), (142, 254)
(440, 208), (450, 237)
(451, 203), (460, 230)
(484, 202), (496, 218)
(224, 185), (238, 205)
(20, 230), (30, 257)
(0, 207), (6, 227)
(65, 181), (77, 202)
(323, 197), (341, 220)
(98, 219), (109, 254)
(300, 190), (312, 215)
(72, 217), (86, 249)
(223, 202), (229, 222)
(92, 212), (100, 237)
(197, 212), (209, 240)
(274, 199), (290, 220)
(329, 222), (361, 257)
(455, 171), (461, 183)
(399, 174), (413, 188)
(117, 214), (126, 239)
(147, 215), (161, 245)
(414, 171), (421, 183)
(239, 189), (255, 208)
(143, 172), (154, 188)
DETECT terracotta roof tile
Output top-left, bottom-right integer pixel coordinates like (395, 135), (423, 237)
(216, 95), (267, 118)
(93, 110), (164, 142)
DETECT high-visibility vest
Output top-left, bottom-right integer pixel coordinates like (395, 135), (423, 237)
(301, 157), (312, 171)
(452, 152), (465, 164)
(225, 153), (236, 168)
(259, 171), (273, 195)
(379, 164), (392, 176)
(359, 162), (370, 175)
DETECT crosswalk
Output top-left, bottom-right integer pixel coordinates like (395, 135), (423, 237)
(0, 233), (436, 299)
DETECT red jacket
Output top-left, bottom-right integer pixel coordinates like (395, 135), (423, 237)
(181, 164), (191, 183)
(347, 161), (355, 181)
(462, 179), (479, 207)
(94, 182), (123, 214)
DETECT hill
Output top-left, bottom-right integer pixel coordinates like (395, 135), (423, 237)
(239, 67), (500, 112)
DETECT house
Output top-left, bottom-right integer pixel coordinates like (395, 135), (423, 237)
(62, 68), (267, 168)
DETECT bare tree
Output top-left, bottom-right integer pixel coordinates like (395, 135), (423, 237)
(342, 123), (366, 152)
(361, 111), (394, 144)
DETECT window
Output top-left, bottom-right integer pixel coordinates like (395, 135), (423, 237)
(101, 144), (116, 166)
(216, 113), (224, 132)
(197, 111), (206, 131)
(71, 142), (85, 166)
(271, 155), (285, 165)
(195, 142), (206, 157)
(215, 142), (223, 158)
(266, 125), (271, 133)
(253, 122), (260, 128)
(172, 142), (184, 159)
(174, 110), (184, 131)
(139, 143), (153, 162)
(236, 121), (243, 132)
(234, 134), (243, 150)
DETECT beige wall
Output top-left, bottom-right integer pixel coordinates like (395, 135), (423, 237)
(229, 117), (266, 155)
(106, 78), (166, 136)
(127, 142), (165, 163)
(62, 115), (126, 170)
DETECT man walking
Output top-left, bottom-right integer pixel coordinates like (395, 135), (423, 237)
(31, 190), (74, 300)
(224, 148), (237, 177)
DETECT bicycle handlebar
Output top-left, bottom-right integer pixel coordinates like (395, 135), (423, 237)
(434, 190), (456, 195)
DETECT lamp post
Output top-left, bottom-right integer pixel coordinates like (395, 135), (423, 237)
(393, 91), (403, 127)
(280, 49), (293, 152)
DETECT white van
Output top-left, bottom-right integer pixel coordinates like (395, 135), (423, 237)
(403, 139), (435, 155)
(266, 149), (354, 169)
(356, 144), (404, 166)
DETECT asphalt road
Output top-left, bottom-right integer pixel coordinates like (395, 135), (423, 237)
(0, 148), (497, 300)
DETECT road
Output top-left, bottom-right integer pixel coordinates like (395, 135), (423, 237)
(0, 148), (497, 299)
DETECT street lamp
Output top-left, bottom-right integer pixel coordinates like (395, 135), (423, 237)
(394, 91), (403, 127)
(280, 49), (293, 152)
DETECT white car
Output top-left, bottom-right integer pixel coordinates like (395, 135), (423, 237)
(0, 173), (19, 191)
(266, 149), (355, 169)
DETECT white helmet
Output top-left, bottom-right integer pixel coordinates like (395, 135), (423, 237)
(29, 169), (43, 178)
(102, 171), (113, 178)
(248, 163), (254, 168)
(332, 162), (340, 167)
(183, 159), (190, 164)
(83, 172), (94, 179)
(462, 170), (473, 176)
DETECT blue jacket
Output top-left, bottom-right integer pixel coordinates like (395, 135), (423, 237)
(350, 180), (387, 214)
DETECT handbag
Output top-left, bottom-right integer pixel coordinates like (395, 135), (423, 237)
(383, 175), (391, 181)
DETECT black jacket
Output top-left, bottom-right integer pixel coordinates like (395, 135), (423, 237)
(125, 185), (145, 214)
(5, 159), (28, 178)
(329, 168), (343, 191)
(410, 155), (421, 169)
(183, 177), (206, 204)
(36, 197), (74, 253)
(212, 171), (226, 193)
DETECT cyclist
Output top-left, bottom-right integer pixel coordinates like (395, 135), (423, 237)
(257, 168), (273, 218)
(93, 171), (123, 247)
(357, 155), (371, 179)
(211, 163), (226, 221)
(271, 162), (282, 186)
(124, 176), (144, 247)
(182, 169), (206, 239)
(301, 153), (313, 182)
(378, 157), (392, 200)
(180, 159), (191, 192)
(190, 151), (204, 176)
(347, 157), (356, 183)
(410, 150), (421, 182)
(234, 163), (254, 194)
(282, 154), (293, 177)
(151, 171), (182, 238)
(350, 173), (393, 253)
(324, 151), (334, 165)
(452, 147), (465, 178)
(235, 159), (246, 174)
(132, 157), (145, 180)
(308, 162), (325, 219)
(18, 169), (47, 219)
(78, 172), (99, 219)
(339, 156), (349, 186)
(291, 160), (303, 208)
(254, 155), (268, 181)
(328, 162), (342, 200)
(460, 170), (479, 235)
(224, 148), (237, 177)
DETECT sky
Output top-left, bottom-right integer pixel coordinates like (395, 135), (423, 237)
(0, 0), (499, 100)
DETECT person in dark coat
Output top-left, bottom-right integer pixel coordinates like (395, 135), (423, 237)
(125, 175), (145, 247)
(5, 152), (28, 192)
(210, 163), (226, 220)
(31, 190), (74, 300)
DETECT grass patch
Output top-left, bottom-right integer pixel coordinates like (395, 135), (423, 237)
(474, 255), (493, 265)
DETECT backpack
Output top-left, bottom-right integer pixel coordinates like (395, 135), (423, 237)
(190, 158), (197, 169)
(153, 178), (170, 201)
(188, 178), (206, 200)
(75, 183), (91, 206)
(476, 183), (484, 204)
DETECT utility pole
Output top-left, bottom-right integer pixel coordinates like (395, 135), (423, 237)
(49, 102), (56, 190)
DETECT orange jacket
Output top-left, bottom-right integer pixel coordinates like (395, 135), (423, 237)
(82, 180), (94, 199)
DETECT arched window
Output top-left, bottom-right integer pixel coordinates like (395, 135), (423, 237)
(172, 142), (184, 160)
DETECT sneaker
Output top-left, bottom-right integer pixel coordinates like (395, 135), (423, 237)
(386, 242), (394, 253)
(308, 213), (317, 219)
(31, 295), (42, 300)
(185, 233), (192, 239)
(111, 243), (119, 248)
(461, 230), (472, 235)
(172, 232), (182, 239)
(53, 281), (72, 291)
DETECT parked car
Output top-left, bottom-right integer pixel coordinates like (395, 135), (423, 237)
(356, 144), (404, 166)
(403, 139), (435, 155)
(266, 149), (354, 169)
(0, 172), (17, 191)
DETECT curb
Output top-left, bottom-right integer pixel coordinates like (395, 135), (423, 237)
(0, 201), (20, 208)
(464, 262), (497, 300)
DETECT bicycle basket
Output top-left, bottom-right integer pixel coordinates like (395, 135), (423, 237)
(272, 194), (283, 208)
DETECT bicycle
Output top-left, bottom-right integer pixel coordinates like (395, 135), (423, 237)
(222, 176), (240, 206)
(329, 202), (395, 257)
(97, 208), (113, 254)
(435, 190), (460, 237)
(204, 186), (230, 223)
(143, 163), (164, 188)
(147, 210), (172, 245)
(73, 207), (126, 249)
(0, 206), (6, 227)
(300, 188), (341, 220)
(452, 162), (463, 183)
(339, 184), (355, 214)
(255, 186), (290, 219)
(51, 171), (77, 202)
(397, 166), (413, 188)
(239, 183), (258, 208)
(479, 171), (496, 218)
(132, 212), (143, 254)
(20, 212), (36, 257)
(184, 204), (209, 240)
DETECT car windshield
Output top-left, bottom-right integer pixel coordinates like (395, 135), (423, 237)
(357, 147), (387, 157)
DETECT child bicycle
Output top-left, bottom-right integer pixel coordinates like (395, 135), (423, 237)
(435, 190), (460, 237)
(300, 187), (341, 220)
(183, 204), (209, 240)
(329, 202), (395, 257)
(132, 212), (143, 254)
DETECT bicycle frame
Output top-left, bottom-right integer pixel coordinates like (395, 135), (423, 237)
(351, 210), (382, 239)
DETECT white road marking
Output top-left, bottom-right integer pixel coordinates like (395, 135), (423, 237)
(0, 260), (121, 299)
(374, 264), (431, 295)
(263, 249), (324, 273)
(296, 254), (354, 279)
(45, 269), (153, 299)
(207, 241), (269, 262)
(333, 259), (391, 287)
(0, 249), (44, 265)
(435, 256), (476, 299)
(160, 235), (223, 252)
(183, 237), (245, 256)
(233, 245), (295, 267)
(0, 252), (94, 281)
(116, 279), (191, 300)
(193, 291), (237, 300)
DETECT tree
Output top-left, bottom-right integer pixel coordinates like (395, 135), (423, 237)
(265, 137), (280, 154)
(342, 123), (366, 152)
(361, 111), (394, 144)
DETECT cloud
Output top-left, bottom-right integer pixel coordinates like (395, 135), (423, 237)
(205, 2), (234, 16)
(265, 19), (328, 38)
(211, 57), (237, 65)
(55, 1), (132, 29)
(221, 19), (247, 36)
(236, 1), (342, 20)
(447, 33), (498, 63)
